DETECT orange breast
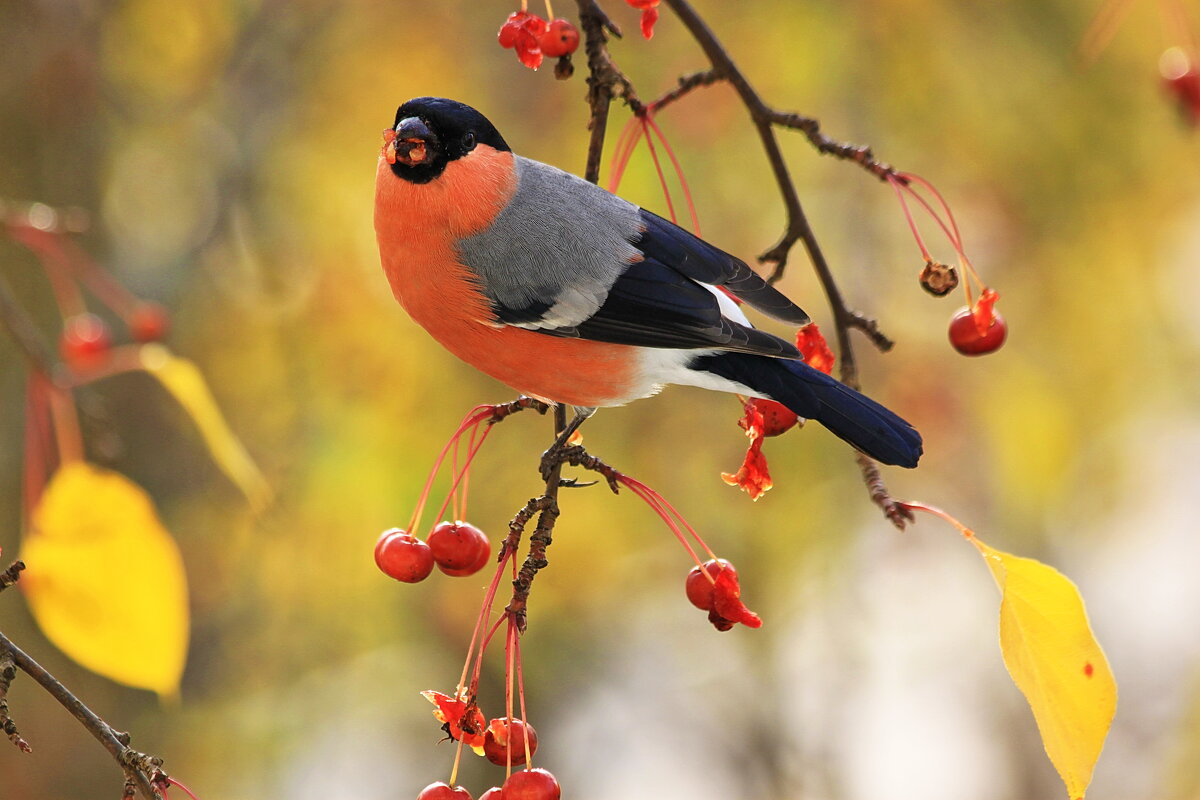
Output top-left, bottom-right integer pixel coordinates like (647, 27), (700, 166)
(374, 149), (636, 407)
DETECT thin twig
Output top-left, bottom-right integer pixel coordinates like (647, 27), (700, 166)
(0, 632), (163, 799)
(0, 650), (32, 752)
(0, 561), (25, 594)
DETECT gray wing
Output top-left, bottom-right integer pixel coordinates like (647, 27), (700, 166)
(455, 156), (805, 357)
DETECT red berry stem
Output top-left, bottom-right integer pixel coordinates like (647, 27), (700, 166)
(617, 474), (717, 568)
(639, 116), (679, 226)
(644, 114), (701, 236)
(504, 620), (517, 774)
(513, 629), (533, 768)
(407, 405), (497, 534)
(886, 174), (935, 263)
(456, 549), (516, 695)
(896, 500), (976, 540)
(606, 114), (646, 194)
(6, 225), (88, 318)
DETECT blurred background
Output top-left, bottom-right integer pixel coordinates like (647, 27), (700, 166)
(2, 0), (1199, 798)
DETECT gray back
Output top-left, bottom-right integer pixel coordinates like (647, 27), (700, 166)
(456, 156), (641, 329)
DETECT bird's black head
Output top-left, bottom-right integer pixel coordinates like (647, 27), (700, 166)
(385, 97), (510, 184)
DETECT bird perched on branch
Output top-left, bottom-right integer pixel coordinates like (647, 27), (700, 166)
(374, 97), (921, 468)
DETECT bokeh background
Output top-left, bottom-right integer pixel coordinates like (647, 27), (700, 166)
(2, 1), (1199, 798)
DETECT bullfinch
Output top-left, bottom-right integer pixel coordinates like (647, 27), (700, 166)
(374, 97), (922, 468)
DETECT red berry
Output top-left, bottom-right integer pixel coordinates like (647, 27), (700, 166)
(480, 790), (503, 800)
(1161, 47), (1200, 124)
(625, 0), (658, 8)
(537, 19), (579, 58)
(484, 718), (538, 767)
(417, 782), (473, 800)
(948, 306), (1007, 356)
(130, 302), (170, 342)
(429, 521), (491, 577)
(374, 528), (434, 583)
(748, 399), (798, 437)
(500, 768), (560, 800)
(685, 559), (736, 611)
(59, 313), (111, 369)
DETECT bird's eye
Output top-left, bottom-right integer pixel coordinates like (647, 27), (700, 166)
(462, 132), (477, 151)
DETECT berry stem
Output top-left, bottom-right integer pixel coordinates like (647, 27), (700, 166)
(448, 729), (466, 788)
(645, 114), (701, 236)
(431, 422), (494, 528)
(639, 116), (679, 225)
(22, 374), (53, 524)
(456, 550), (515, 694)
(618, 475), (717, 567)
(504, 619), (516, 776)
(407, 406), (495, 534)
(896, 500), (975, 539)
(887, 176), (934, 262)
(514, 628), (533, 768)
(606, 114), (645, 194)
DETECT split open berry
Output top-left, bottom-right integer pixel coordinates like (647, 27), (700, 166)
(538, 19), (579, 58)
(685, 559), (736, 611)
(948, 305), (1006, 356)
(484, 718), (538, 767)
(748, 399), (798, 437)
(500, 768), (560, 800)
(416, 782), (473, 800)
(498, 10), (549, 69)
(918, 260), (959, 296)
(59, 313), (111, 369)
(130, 302), (170, 342)
(374, 528), (435, 583)
(429, 521), (491, 577)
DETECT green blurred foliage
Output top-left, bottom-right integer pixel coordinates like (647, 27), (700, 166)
(2, 1), (1200, 799)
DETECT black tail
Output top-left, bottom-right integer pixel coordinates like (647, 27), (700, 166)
(694, 352), (922, 468)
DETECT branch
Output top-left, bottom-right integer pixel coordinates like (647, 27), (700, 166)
(659, 0), (910, 527)
(0, 565), (163, 798)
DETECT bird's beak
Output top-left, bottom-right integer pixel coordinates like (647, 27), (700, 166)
(390, 117), (438, 167)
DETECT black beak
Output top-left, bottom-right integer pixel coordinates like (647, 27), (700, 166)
(393, 117), (438, 166)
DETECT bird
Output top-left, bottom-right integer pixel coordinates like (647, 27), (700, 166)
(374, 96), (922, 468)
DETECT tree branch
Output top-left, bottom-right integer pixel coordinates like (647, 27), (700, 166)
(658, 0), (910, 527)
(0, 565), (163, 799)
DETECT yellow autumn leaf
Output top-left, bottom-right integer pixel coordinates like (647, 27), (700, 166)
(21, 462), (189, 699)
(139, 344), (272, 512)
(973, 536), (1117, 800)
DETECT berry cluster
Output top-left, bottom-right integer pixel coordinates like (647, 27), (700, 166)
(375, 521), (492, 584)
(378, 402), (766, 796)
(497, 7), (579, 71)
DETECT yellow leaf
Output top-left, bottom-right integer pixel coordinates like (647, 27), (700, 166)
(973, 537), (1117, 800)
(139, 344), (271, 512)
(21, 462), (189, 699)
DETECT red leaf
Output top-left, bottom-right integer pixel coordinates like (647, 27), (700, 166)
(796, 323), (835, 375)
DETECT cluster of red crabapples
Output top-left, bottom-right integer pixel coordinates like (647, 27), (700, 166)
(374, 521), (491, 583)
(497, 9), (579, 70)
